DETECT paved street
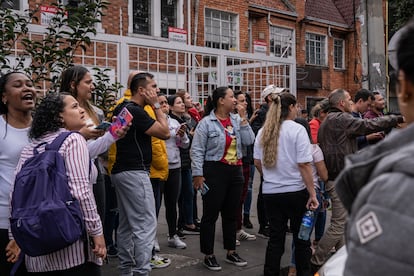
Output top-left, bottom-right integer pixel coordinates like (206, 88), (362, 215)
(102, 171), (296, 276)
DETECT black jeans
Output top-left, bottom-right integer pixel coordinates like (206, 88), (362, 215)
(263, 189), (311, 276)
(257, 176), (269, 228)
(164, 168), (182, 237)
(200, 161), (243, 255)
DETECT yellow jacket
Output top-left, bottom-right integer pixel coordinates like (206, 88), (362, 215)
(144, 105), (169, 180)
(107, 89), (168, 181)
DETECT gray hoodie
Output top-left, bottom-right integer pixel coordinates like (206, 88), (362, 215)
(336, 123), (414, 275)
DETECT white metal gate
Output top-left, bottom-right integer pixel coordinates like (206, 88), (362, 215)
(25, 24), (296, 108)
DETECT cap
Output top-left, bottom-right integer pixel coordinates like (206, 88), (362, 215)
(261, 85), (286, 99)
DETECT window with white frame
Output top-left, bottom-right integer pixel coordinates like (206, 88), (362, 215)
(1, 0), (28, 11)
(334, 38), (345, 69)
(131, 0), (181, 38)
(132, 0), (151, 35)
(205, 9), (237, 50)
(270, 26), (293, 58)
(306, 33), (326, 66)
(161, 0), (177, 38)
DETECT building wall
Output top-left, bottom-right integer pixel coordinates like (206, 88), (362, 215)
(17, 0), (384, 109)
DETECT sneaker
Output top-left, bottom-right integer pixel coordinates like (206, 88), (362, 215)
(107, 245), (118, 258)
(237, 229), (256, 241)
(194, 218), (201, 228)
(150, 255), (171, 269)
(154, 238), (160, 252)
(203, 255), (222, 271)
(236, 239), (240, 246)
(257, 226), (270, 239)
(182, 225), (200, 235)
(225, 252), (247, 267)
(176, 229), (186, 239)
(168, 234), (187, 249)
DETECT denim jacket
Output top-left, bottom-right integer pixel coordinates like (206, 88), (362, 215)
(190, 111), (255, 177)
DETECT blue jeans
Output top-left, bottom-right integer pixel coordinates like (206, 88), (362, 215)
(112, 170), (156, 276)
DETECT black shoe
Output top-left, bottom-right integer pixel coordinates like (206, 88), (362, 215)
(257, 226), (270, 239)
(225, 252), (247, 267)
(204, 255), (222, 271)
(182, 225), (200, 235)
(194, 218), (201, 228)
(243, 215), (253, 229)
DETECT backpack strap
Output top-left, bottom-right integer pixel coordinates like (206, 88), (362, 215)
(46, 131), (74, 151)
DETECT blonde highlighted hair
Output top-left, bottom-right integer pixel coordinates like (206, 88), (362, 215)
(260, 92), (297, 168)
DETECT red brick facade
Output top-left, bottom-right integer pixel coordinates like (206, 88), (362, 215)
(20, 0), (377, 109)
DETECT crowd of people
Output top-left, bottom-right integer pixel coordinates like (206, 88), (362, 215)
(1, 17), (414, 276)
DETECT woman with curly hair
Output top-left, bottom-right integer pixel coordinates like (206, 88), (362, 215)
(61, 65), (112, 225)
(0, 71), (36, 275)
(253, 91), (318, 276)
(12, 93), (106, 274)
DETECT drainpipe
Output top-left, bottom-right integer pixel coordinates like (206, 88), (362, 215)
(193, 0), (199, 45)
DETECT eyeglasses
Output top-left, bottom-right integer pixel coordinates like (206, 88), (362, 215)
(159, 100), (168, 105)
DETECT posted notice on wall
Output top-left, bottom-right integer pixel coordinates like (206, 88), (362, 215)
(40, 6), (67, 26)
(253, 40), (267, 54)
(168, 27), (187, 44)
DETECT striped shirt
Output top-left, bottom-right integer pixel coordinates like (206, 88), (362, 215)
(12, 130), (103, 272)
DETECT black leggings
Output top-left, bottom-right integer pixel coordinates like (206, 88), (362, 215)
(164, 168), (182, 237)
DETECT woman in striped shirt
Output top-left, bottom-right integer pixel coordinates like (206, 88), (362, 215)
(13, 93), (106, 275)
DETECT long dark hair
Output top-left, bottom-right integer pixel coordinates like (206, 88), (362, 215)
(60, 65), (99, 125)
(204, 86), (229, 116)
(29, 93), (68, 139)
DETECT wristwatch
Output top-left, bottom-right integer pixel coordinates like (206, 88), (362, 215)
(153, 102), (161, 109)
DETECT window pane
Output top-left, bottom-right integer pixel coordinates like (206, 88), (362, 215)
(205, 8), (237, 50)
(270, 26), (293, 58)
(1, 0), (20, 9)
(133, 0), (151, 35)
(305, 33), (326, 65)
(161, 0), (177, 38)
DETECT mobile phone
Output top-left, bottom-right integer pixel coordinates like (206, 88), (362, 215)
(95, 121), (112, 130)
(198, 182), (209, 196)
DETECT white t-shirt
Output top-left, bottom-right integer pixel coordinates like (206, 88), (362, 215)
(254, 120), (312, 194)
(0, 116), (30, 229)
(311, 143), (324, 190)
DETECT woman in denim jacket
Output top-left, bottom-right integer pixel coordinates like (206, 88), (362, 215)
(190, 86), (254, 271)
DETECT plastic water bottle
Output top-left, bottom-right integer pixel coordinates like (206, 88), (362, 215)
(298, 210), (314, 240)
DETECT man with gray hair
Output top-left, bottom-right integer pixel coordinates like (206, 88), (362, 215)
(311, 88), (404, 272)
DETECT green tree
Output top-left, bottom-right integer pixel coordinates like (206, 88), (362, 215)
(0, 0), (120, 102)
(389, 0), (414, 37)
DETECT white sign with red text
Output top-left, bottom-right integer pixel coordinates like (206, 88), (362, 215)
(40, 5), (67, 26)
(168, 27), (187, 44)
(254, 40), (267, 54)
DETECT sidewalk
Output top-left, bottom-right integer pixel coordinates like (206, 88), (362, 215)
(102, 171), (294, 276)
